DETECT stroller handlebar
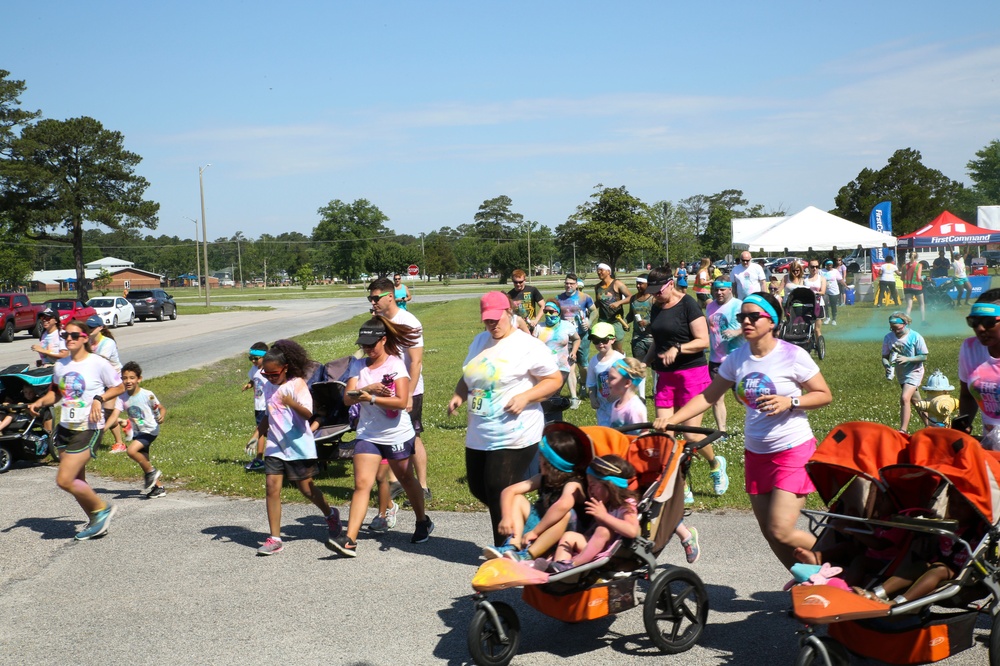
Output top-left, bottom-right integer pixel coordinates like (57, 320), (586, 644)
(615, 422), (726, 437)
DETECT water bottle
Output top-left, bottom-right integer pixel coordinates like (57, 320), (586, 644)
(382, 372), (399, 418)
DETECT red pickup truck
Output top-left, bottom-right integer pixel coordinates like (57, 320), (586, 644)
(0, 293), (45, 342)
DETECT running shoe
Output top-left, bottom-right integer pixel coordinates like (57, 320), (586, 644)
(385, 501), (399, 529)
(502, 548), (532, 562)
(482, 538), (516, 560)
(327, 535), (358, 558)
(684, 484), (694, 505)
(423, 487), (432, 502)
(326, 508), (342, 538)
(146, 486), (166, 499)
(369, 516), (389, 533)
(710, 456), (729, 496)
(75, 504), (117, 541)
(110, 443), (127, 454)
(244, 458), (264, 472)
(143, 468), (162, 494)
(569, 398), (581, 410)
(682, 527), (700, 564)
(411, 516), (434, 544)
(256, 537), (283, 555)
(831, 320), (838, 326)
(547, 560), (575, 574)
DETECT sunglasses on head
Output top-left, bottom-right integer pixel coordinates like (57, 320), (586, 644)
(59, 331), (88, 340)
(368, 292), (392, 303)
(967, 316), (1000, 330)
(736, 312), (773, 324)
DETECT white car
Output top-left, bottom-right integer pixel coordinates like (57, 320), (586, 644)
(86, 296), (135, 328)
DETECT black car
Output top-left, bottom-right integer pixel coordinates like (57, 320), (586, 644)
(126, 289), (177, 322)
(981, 250), (1000, 268)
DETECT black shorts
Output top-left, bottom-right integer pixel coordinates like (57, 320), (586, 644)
(904, 287), (922, 296)
(410, 394), (424, 434)
(696, 292), (710, 303)
(263, 456), (319, 481)
(132, 433), (157, 451)
(54, 426), (101, 456)
(354, 436), (416, 461)
(708, 361), (723, 378)
(254, 409), (266, 424)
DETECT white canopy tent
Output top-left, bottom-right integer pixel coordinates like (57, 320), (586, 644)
(732, 206), (896, 253)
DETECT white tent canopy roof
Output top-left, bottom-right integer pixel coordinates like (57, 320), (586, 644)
(732, 206), (897, 253)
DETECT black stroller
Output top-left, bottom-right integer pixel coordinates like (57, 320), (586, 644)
(780, 287), (826, 360)
(0, 364), (55, 472)
(307, 355), (358, 466)
(921, 275), (957, 310)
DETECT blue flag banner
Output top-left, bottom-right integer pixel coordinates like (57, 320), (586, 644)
(869, 201), (892, 263)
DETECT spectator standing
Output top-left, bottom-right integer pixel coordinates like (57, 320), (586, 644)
(507, 269), (545, 332)
(903, 253), (926, 324)
(557, 274), (596, 403)
(731, 252), (766, 300)
(835, 257), (848, 306)
(393, 273), (411, 310)
(875, 255), (899, 307)
(706, 278), (742, 435)
(820, 259), (842, 326)
(931, 249), (951, 278)
(594, 263), (632, 354)
(952, 252), (973, 305)
(692, 258), (713, 310)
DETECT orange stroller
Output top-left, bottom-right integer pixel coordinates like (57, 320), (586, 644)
(791, 423), (1000, 665)
(466, 421), (723, 666)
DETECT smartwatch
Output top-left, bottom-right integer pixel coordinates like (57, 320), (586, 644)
(790, 397), (800, 410)
(94, 395), (105, 404)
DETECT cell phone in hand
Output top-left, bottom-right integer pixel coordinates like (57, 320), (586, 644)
(347, 390), (363, 397)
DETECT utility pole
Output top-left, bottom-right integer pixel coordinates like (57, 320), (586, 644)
(199, 164), (212, 306)
(526, 221), (531, 277)
(186, 217), (202, 298)
(237, 237), (244, 289)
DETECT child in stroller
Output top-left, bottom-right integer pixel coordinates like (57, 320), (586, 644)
(780, 287), (825, 360)
(0, 365), (55, 472)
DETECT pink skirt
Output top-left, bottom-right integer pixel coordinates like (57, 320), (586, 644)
(744, 439), (817, 495)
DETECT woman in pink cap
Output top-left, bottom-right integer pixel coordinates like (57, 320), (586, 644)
(448, 291), (564, 546)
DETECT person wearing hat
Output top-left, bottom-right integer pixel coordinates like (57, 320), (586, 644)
(447, 291), (563, 546)
(594, 263), (631, 354)
(532, 300), (581, 405)
(31, 307), (67, 367)
(820, 259), (843, 326)
(586, 322), (625, 425)
(881, 312), (928, 433)
(86, 314), (126, 452)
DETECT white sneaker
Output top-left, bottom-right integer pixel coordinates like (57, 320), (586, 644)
(831, 320), (837, 326)
(569, 398), (580, 410)
(822, 317), (830, 324)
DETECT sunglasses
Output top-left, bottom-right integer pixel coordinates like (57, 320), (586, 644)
(741, 259), (751, 263)
(967, 316), (1000, 330)
(368, 292), (392, 303)
(261, 367), (286, 378)
(543, 309), (558, 315)
(59, 331), (88, 340)
(736, 312), (774, 324)
(512, 280), (525, 286)
(809, 264), (819, 269)
(592, 337), (613, 344)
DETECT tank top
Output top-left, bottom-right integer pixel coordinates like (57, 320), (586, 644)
(804, 274), (825, 305)
(596, 281), (625, 322)
(904, 262), (922, 290)
(693, 269), (711, 295)
(629, 296), (653, 339)
(394, 285), (408, 309)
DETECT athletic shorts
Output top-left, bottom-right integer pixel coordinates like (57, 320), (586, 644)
(696, 292), (710, 304)
(353, 436), (416, 461)
(409, 394), (424, 434)
(263, 456), (319, 481)
(744, 439), (817, 495)
(708, 361), (723, 378)
(953, 278), (968, 286)
(254, 409), (266, 424)
(575, 338), (591, 367)
(54, 426), (101, 457)
(903, 287), (922, 296)
(631, 336), (651, 364)
(654, 365), (710, 409)
(132, 433), (157, 451)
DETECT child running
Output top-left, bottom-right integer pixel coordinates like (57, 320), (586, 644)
(547, 454), (641, 573)
(881, 312), (929, 433)
(116, 361), (167, 498)
(330, 316), (433, 557)
(604, 357), (701, 564)
(86, 314), (126, 452)
(242, 341), (268, 472)
(481, 428), (587, 562)
(250, 339), (341, 556)
(587, 322), (625, 424)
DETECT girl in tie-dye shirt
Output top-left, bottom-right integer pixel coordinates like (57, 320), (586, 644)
(957, 290), (1000, 449)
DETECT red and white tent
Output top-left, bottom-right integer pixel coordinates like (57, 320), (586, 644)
(898, 211), (1000, 248)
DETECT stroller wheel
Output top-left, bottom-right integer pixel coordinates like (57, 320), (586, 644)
(816, 335), (826, 360)
(795, 636), (850, 666)
(643, 566), (708, 654)
(0, 446), (12, 473)
(468, 601), (521, 666)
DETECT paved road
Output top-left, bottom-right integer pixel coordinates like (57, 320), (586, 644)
(0, 466), (993, 665)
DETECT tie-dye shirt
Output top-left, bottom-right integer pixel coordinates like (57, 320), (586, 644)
(115, 387), (161, 436)
(718, 339), (820, 454)
(609, 394), (648, 429)
(53, 353), (121, 431)
(706, 298), (743, 363)
(262, 376), (316, 461)
(588, 351), (625, 426)
(959, 337), (1000, 428)
(461, 329), (559, 451)
(534, 320), (578, 373)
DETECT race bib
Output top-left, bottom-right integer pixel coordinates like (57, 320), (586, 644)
(469, 388), (494, 417)
(62, 399), (89, 425)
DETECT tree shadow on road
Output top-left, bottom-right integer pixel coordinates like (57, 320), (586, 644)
(201, 524), (265, 550)
(2, 515), (80, 540)
(694, 583), (804, 664)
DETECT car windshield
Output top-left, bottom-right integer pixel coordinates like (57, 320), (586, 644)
(89, 299), (113, 307)
(47, 301), (73, 310)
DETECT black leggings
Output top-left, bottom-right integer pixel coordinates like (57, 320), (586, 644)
(466, 444), (539, 546)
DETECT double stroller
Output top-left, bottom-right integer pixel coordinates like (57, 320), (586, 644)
(780, 287), (826, 360)
(0, 364), (55, 472)
(466, 421), (723, 666)
(791, 422), (1000, 664)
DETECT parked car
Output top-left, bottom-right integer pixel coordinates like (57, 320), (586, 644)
(0, 294), (45, 343)
(981, 250), (1000, 267)
(764, 256), (797, 273)
(43, 299), (98, 327)
(712, 259), (732, 273)
(772, 257), (808, 274)
(127, 289), (177, 322)
(87, 296), (135, 328)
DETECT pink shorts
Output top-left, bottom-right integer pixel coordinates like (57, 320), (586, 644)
(654, 365), (711, 409)
(744, 439), (817, 495)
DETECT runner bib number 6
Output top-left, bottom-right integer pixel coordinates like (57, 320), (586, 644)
(62, 399), (89, 425)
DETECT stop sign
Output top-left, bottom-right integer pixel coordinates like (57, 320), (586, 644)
(407, 264), (419, 276)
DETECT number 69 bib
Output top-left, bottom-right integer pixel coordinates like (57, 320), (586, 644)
(469, 388), (496, 418)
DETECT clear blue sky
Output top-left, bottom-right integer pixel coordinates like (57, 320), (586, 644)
(5, 1), (999, 242)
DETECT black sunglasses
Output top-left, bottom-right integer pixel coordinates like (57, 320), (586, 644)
(261, 368), (286, 378)
(368, 292), (392, 303)
(59, 331), (88, 340)
(591, 336), (613, 344)
(543, 309), (558, 315)
(736, 312), (773, 324)
(967, 316), (1000, 330)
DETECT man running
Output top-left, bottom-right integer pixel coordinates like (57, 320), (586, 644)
(506, 269), (544, 332)
(594, 263), (632, 353)
(557, 273), (596, 407)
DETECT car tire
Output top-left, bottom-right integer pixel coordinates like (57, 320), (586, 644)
(0, 321), (14, 343)
(33, 319), (44, 339)
(156, 308), (164, 322)
(139, 316), (146, 322)
(113, 315), (119, 328)
(169, 306), (177, 320)
(127, 313), (134, 326)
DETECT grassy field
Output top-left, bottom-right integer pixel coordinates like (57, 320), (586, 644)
(85, 295), (977, 512)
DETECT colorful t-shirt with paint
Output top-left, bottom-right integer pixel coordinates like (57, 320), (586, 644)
(462, 329), (559, 451)
(534, 320), (578, 373)
(609, 394), (648, 429)
(248, 365), (266, 411)
(628, 296), (654, 340)
(718, 339), (819, 454)
(556, 291), (595, 336)
(588, 351), (625, 427)
(262, 376), (316, 461)
(959, 337), (1000, 427)
(706, 298), (743, 363)
(38, 329), (66, 363)
(354, 354), (414, 446)
(92, 335), (121, 371)
(115, 387), (161, 436)
(391, 308), (424, 396)
(507, 286), (543, 324)
(53, 353), (121, 431)
(882, 329), (928, 387)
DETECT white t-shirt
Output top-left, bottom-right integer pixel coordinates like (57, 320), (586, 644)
(731, 262), (766, 299)
(390, 309), (424, 397)
(248, 365), (266, 411)
(38, 329), (66, 363)
(718, 340), (819, 454)
(461, 329), (559, 451)
(354, 354), (415, 446)
(879, 262), (898, 282)
(953, 258), (968, 280)
(53, 353), (121, 431)
(959, 337), (1000, 428)
(882, 329), (928, 386)
(609, 394), (648, 429)
(263, 377), (317, 461)
(588, 351), (625, 427)
(92, 335), (121, 371)
(116, 387), (161, 436)
(821, 269), (841, 296)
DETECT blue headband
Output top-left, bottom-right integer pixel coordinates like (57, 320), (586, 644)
(743, 293), (779, 324)
(587, 468), (629, 488)
(539, 437), (575, 473)
(249, 349), (267, 357)
(612, 359), (642, 387)
(970, 303), (1000, 318)
(712, 280), (732, 289)
(544, 300), (561, 314)
(889, 317), (906, 325)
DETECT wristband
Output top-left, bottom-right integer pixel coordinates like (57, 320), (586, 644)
(94, 395), (104, 404)
(370, 394), (377, 405)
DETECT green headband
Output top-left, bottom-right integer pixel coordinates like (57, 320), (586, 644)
(743, 293), (779, 324)
(970, 303), (1000, 318)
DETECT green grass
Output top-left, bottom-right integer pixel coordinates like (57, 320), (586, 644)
(85, 296), (977, 512)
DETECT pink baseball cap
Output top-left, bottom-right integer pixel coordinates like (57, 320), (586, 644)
(480, 291), (511, 321)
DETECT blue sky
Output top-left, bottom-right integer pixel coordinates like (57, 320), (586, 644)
(5, 2), (999, 242)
